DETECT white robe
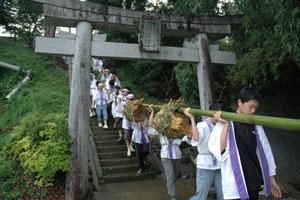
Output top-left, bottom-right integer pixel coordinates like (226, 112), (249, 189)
(208, 122), (276, 200)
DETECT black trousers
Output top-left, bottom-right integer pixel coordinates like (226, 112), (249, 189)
(134, 142), (148, 170)
(235, 190), (259, 200)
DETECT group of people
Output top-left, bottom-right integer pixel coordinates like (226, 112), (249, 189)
(89, 63), (122, 129)
(89, 61), (141, 160)
(148, 87), (282, 200)
(90, 64), (282, 200)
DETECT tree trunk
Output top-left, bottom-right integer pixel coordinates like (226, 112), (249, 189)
(65, 21), (92, 200)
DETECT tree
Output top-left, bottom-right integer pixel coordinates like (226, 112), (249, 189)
(1, 0), (43, 44)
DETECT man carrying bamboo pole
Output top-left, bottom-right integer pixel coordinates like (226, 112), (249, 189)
(208, 87), (282, 200)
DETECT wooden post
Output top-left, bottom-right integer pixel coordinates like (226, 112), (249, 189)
(65, 21), (92, 200)
(195, 33), (214, 109)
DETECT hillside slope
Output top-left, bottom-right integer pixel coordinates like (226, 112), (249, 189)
(0, 37), (70, 199)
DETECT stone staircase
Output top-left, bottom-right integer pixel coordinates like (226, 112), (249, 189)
(90, 119), (156, 184)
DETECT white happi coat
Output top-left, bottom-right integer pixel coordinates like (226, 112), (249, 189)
(208, 122), (276, 200)
(148, 127), (182, 159)
(192, 120), (221, 170)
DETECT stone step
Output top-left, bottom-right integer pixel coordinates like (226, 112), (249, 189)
(98, 150), (128, 159)
(93, 134), (119, 141)
(90, 120), (114, 126)
(91, 128), (117, 135)
(100, 170), (156, 183)
(102, 164), (138, 174)
(94, 140), (122, 146)
(100, 157), (136, 166)
(97, 145), (127, 152)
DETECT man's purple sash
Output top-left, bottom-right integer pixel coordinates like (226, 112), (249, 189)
(140, 124), (147, 144)
(229, 122), (272, 199)
(254, 126), (272, 196)
(229, 122), (249, 200)
(168, 139), (173, 159)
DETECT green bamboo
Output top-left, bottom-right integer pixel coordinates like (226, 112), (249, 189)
(143, 104), (300, 133)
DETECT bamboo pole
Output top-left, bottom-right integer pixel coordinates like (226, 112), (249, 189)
(143, 104), (300, 133)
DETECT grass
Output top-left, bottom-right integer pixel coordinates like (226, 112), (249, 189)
(0, 37), (69, 199)
(0, 37), (69, 131)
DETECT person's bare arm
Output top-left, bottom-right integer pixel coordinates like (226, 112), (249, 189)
(184, 108), (200, 141)
(214, 111), (229, 152)
(148, 105), (155, 127)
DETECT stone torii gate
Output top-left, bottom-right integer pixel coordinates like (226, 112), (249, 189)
(33, 0), (242, 199)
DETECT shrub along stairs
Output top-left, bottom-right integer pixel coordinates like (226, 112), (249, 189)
(90, 119), (156, 184)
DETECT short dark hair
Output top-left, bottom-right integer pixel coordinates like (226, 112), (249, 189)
(96, 81), (101, 87)
(111, 69), (117, 75)
(238, 87), (262, 103)
(109, 79), (115, 86)
(209, 103), (223, 110)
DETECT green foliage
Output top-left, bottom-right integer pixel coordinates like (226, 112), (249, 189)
(0, 69), (23, 98)
(0, 38), (70, 198)
(116, 60), (179, 100)
(274, 1), (300, 66)
(1, 0), (43, 43)
(2, 112), (71, 186)
(174, 63), (199, 106)
(0, 38), (69, 129)
(227, 0), (300, 92)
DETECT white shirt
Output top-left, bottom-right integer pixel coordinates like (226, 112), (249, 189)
(122, 116), (131, 130)
(148, 127), (182, 159)
(90, 79), (97, 96)
(106, 87), (115, 103)
(191, 120), (220, 170)
(93, 90), (108, 106)
(208, 122), (277, 200)
(93, 59), (103, 72)
(113, 94), (126, 118)
(131, 120), (149, 144)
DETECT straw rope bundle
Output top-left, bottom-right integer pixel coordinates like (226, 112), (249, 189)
(153, 98), (192, 139)
(170, 112), (192, 138)
(124, 99), (148, 122)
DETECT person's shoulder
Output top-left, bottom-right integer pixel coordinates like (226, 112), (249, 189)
(197, 121), (206, 128)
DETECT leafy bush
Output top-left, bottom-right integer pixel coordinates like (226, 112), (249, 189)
(174, 63), (199, 106)
(2, 112), (71, 186)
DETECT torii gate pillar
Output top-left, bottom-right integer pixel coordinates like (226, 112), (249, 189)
(184, 33), (214, 110)
(195, 33), (214, 109)
(66, 21), (92, 200)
